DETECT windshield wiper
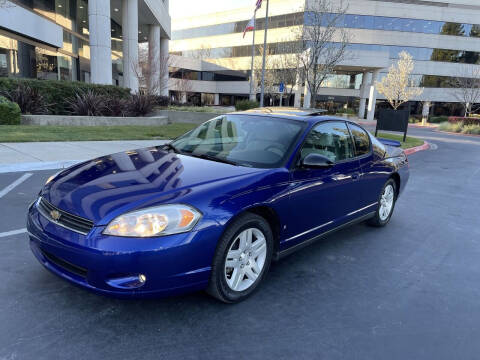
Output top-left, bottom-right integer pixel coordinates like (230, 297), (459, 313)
(188, 153), (238, 166)
(162, 143), (180, 153)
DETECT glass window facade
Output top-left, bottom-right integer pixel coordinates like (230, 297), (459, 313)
(306, 13), (480, 38)
(1, 0), (126, 83)
(172, 12), (304, 40)
(169, 67), (248, 81)
(174, 11), (480, 41)
(173, 41), (480, 66)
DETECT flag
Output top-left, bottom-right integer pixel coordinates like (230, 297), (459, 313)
(243, 17), (255, 38)
(255, 0), (263, 11)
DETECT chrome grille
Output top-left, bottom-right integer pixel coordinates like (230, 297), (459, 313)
(37, 197), (94, 235)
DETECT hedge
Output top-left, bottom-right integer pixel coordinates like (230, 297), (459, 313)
(0, 78), (131, 115)
(235, 100), (259, 111)
(428, 116), (448, 124)
(448, 116), (480, 126)
(0, 96), (21, 125)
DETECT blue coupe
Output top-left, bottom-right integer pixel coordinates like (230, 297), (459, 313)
(27, 108), (409, 303)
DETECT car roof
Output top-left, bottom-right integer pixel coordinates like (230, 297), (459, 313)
(231, 107), (351, 125)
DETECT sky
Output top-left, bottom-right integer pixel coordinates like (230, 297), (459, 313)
(170, 0), (254, 18)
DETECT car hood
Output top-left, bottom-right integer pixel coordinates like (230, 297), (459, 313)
(42, 147), (265, 224)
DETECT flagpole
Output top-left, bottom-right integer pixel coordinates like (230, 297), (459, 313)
(259, 0), (269, 107)
(249, 11), (256, 101)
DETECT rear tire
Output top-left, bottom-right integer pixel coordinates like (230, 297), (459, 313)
(207, 213), (273, 303)
(368, 178), (397, 227)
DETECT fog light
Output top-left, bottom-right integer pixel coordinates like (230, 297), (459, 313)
(106, 274), (147, 289)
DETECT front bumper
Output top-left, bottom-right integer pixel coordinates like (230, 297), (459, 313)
(27, 202), (223, 298)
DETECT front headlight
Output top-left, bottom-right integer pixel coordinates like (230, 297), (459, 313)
(103, 204), (202, 237)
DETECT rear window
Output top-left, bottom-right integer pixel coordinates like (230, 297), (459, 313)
(348, 123), (371, 156)
(370, 134), (386, 158)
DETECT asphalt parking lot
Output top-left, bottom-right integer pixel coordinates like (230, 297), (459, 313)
(1, 128), (480, 360)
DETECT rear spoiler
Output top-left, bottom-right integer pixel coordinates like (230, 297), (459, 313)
(377, 138), (401, 147)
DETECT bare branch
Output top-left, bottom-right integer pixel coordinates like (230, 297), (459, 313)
(300, 0), (351, 108)
(133, 47), (171, 96)
(450, 65), (480, 116)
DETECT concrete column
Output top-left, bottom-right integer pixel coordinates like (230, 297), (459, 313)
(88, 0), (112, 84)
(358, 72), (370, 119)
(367, 70), (379, 121)
(122, 0), (139, 93)
(214, 93), (220, 105)
(160, 37), (169, 97)
(294, 72), (302, 108)
(422, 101), (431, 126)
(181, 92), (187, 103)
(303, 84), (311, 109)
(148, 24), (161, 95)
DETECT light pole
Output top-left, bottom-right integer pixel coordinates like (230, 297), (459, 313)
(259, 0), (269, 107)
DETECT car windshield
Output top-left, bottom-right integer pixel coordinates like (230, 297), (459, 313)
(170, 114), (306, 168)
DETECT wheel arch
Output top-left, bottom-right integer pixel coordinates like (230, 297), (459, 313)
(390, 172), (401, 197)
(223, 205), (282, 257)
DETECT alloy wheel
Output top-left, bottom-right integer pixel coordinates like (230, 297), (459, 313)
(379, 184), (395, 221)
(224, 228), (267, 292)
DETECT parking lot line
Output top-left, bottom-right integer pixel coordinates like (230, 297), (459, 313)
(0, 173), (33, 199)
(0, 228), (27, 238)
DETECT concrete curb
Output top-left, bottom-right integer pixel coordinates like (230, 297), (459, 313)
(404, 141), (430, 156)
(21, 115), (168, 126)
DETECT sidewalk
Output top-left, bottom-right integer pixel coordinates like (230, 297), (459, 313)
(0, 140), (168, 173)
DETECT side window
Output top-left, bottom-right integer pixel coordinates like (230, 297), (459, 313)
(348, 123), (371, 157)
(301, 122), (355, 163)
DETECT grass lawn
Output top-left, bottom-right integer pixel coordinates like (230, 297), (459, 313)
(0, 123), (198, 142)
(377, 132), (424, 149)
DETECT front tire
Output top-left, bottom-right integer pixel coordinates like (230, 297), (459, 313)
(368, 178), (397, 227)
(207, 213), (273, 303)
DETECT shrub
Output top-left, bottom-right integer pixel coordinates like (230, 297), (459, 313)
(152, 95), (170, 107)
(461, 124), (480, 135)
(439, 121), (464, 133)
(235, 100), (259, 111)
(409, 116), (422, 123)
(0, 78), (130, 115)
(448, 116), (480, 126)
(104, 97), (129, 117)
(0, 96), (21, 125)
(127, 94), (154, 116)
(1, 82), (49, 115)
(336, 108), (355, 115)
(67, 90), (107, 116)
(428, 116), (448, 124)
(170, 101), (195, 107)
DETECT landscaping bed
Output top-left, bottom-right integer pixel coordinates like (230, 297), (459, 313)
(438, 121), (480, 135)
(376, 132), (425, 149)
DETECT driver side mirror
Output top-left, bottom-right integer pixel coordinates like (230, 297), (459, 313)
(300, 153), (334, 169)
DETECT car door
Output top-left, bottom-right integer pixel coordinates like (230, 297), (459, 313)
(284, 121), (363, 247)
(347, 122), (386, 209)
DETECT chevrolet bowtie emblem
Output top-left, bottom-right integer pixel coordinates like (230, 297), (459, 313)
(50, 210), (61, 221)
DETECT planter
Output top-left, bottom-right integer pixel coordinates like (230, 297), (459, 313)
(21, 115), (168, 126)
(375, 109), (409, 141)
(154, 110), (225, 124)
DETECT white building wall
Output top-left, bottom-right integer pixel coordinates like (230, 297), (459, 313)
(171, 0), (480, 104)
